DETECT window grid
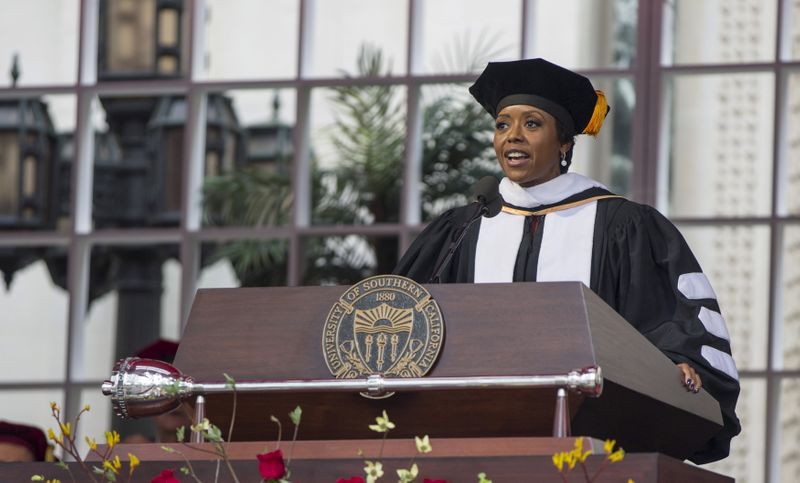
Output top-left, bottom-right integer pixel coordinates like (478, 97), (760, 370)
(0, 1), (794, 479)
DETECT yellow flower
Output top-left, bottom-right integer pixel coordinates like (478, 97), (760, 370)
(102, 455), (122, 475)
(628, 480), (635, 483)
(85, 436), (97, 451)
(191, 418), (212, 433)
(552, 452), (566, 471)
(46, 428), (62, 445)
(58, 422), (71, 438)
(569, 437), (592, 463)
(83, 405), (91, 412)
(608, 448), (625, 463)
(49, 402), (59, 411)
(415, 435), (432, 453)
(128, 453), (140, 476)
(104, 430), (120, 449)
(397, 463), (419, 483)
(364, 460), (384, 483)
(368, 410), (395, 433)
(566, 451), (577, 470)
(603, 439), (616, 454)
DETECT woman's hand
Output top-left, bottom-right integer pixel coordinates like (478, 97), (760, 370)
(678, 362), (702, 393)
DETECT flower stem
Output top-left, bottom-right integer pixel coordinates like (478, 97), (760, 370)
(379, 432), (388, 460)
(589, 459), (609, 482)
(227, 386), (238, 444)
(580, 461), (591, 482)
(172, 447), (203, 483)
(215, 442), (241, 483)
(287, 420), (300, 467)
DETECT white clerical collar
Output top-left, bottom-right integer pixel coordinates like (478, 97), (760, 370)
(499, 173), (607, 208)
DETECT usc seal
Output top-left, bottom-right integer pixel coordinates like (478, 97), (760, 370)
(322, 275), (444, 380)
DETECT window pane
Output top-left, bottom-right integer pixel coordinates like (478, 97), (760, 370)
(419, 0), (520, 75)
(310, 85), (406, 225)
(307, 0), (408, 77)
(202, 89), (295, 228)
(665, 73), (774, 218)
(781, 225), (800, 369)
(204, 0), (298, 80)
(0, 0), (79, 86)
(790, 0), (800, 60)
(0, 94), (73, 232)
(664, 0), (777, 65)
(301, 235), (397, 285)
(76, 244), (180, 381)
(90, 95), (188, 228)
(780, 377), (800, 483)
(785, 71), (800, 215)
(419, 83), (499, 222)
(529, 0), (637, 70)
(702, 377), (765, 482)
(198, 240), (289, 288)
(0, 258), (68, 382)
(678, 225), (770, 371)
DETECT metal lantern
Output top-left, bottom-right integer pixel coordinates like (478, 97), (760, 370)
(146, 94), (243, 224)
(0, 98), (57, 230)
(0, 90), (57, 287)
(98, 0), (185, 80)
(244, 92), (294, 175)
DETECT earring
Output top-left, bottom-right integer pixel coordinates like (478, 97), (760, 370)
(560, 152), (567, 167)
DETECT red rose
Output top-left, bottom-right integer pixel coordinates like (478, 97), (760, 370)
(151, 469), (181, 483)
(423, 479), (448, 483)
(336, 478), (366, 483)
(257, 449), (287, 480)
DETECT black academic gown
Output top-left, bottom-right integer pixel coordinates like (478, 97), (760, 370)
(394, 194), (741, 464)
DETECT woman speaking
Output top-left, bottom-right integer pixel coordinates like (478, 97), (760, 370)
(394, 58), (740, 464)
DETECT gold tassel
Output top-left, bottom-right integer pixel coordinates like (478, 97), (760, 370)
(582, 90), (608, 136)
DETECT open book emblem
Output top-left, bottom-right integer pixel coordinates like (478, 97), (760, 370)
(323, 275), (445, 382)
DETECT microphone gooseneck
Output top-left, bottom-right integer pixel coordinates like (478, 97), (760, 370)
(428, 177), (501, 283)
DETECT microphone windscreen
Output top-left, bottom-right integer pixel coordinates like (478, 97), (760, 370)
(472, 176), (502, 217)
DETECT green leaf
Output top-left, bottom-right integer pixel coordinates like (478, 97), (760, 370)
(270, 415), (280, 424)
(160, 445), (176, 453)
(55, 461), (69, 470)
(180, 466), (190, 475)
(92, 466), (105, 474)
(208, 425), (223, 442)
(289, 406), (302, 426)
(30, 475), (45, 481)
(176, 425), (185, 443)
(105, 469), (117, 482)
(223, 372), (236, 388)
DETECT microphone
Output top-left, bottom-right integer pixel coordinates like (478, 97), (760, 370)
(428, 176), (502, 283)
(471, 176), (502, 218)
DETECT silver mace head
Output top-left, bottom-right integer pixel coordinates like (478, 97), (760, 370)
(101, 357), (194, 419)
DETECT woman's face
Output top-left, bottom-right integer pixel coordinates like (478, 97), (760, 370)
(493, 104), (568, 187)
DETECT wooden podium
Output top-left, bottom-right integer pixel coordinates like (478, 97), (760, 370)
(67, 281), (732, 481)
(93, 281), (728, 482)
